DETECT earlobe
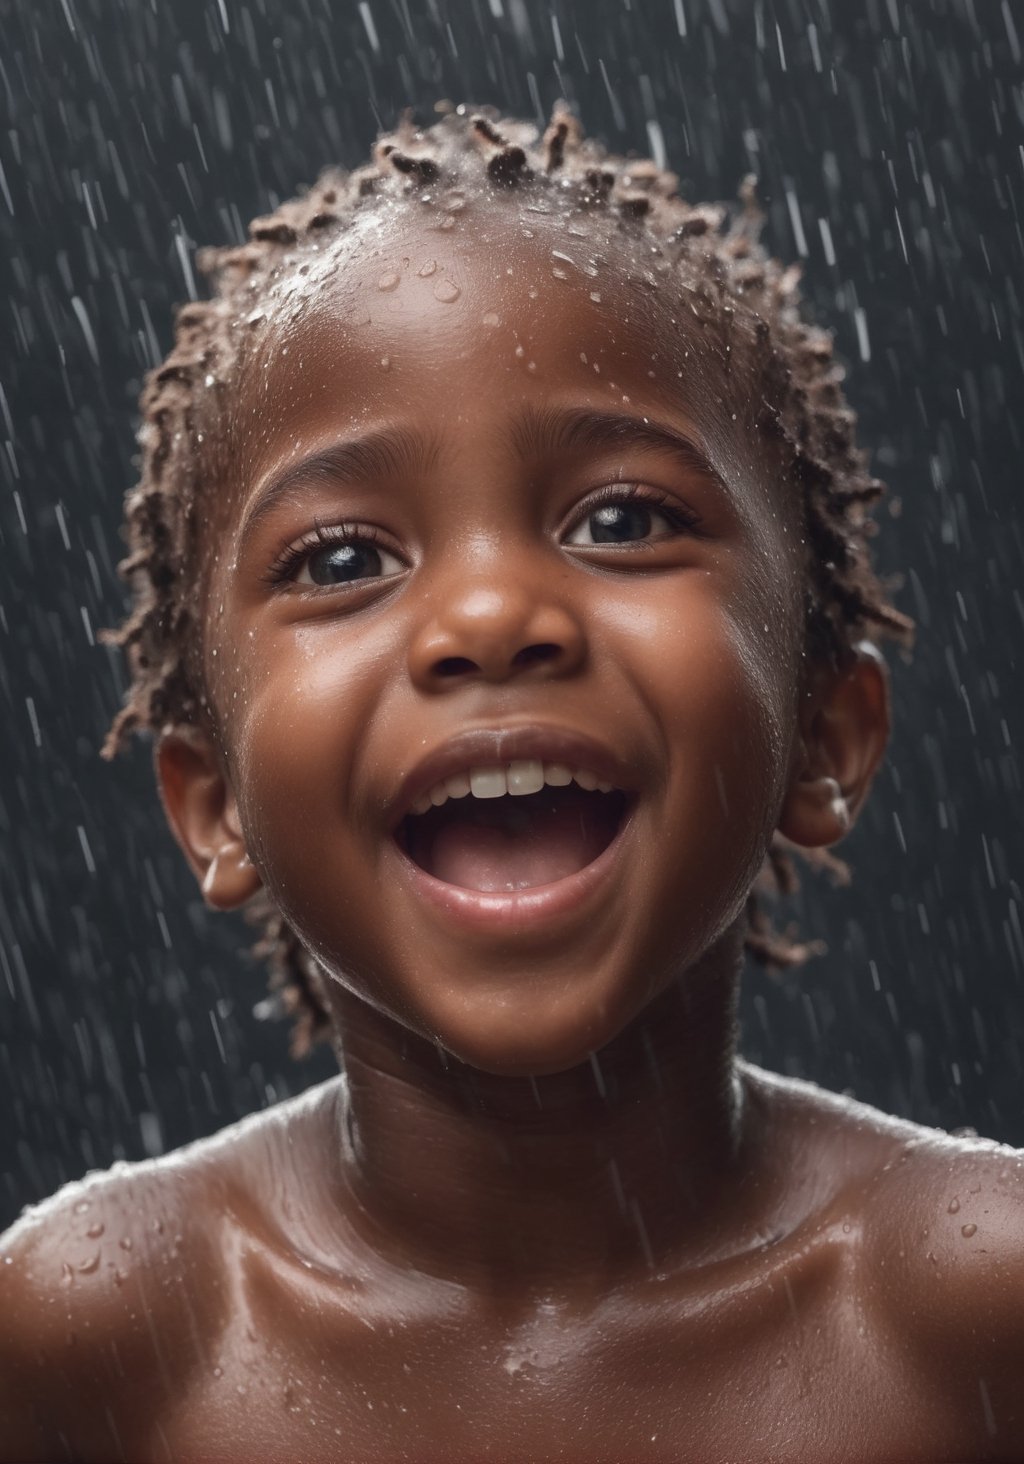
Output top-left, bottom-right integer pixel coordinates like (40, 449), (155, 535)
(154, 726), (263, 910)
(777, 643), (890, 850)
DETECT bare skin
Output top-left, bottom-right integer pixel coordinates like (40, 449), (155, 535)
(3, 198), (1022, 1461)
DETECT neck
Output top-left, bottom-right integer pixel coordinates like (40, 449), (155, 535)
(321, 928), (756, 1296)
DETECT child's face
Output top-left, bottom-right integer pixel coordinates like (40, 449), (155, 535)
(190, 198), (815, 1074)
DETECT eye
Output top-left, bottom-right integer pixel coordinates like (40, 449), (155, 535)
(564, 486), (700, 548)
(265, 523), (405, 589)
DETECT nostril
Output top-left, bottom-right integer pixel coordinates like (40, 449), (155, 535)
(512, 642), (561, 669)
(435, 656), (478, 678)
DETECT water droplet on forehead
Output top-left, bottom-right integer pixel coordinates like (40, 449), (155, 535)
(418, 259), (437, 277)
(433, 279), (461, 304)
(377, 270), (401, 293)
(482, 312), (500, 328)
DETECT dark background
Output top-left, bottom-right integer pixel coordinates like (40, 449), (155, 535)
(2, 0), (1021, 1230)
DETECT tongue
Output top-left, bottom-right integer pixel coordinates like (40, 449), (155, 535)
(427, 797), (613, 892)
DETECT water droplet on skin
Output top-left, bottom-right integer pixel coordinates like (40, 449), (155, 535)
(417, 259), (437, 277)
(552, 268), (568, 281)
(119, 1236), (133, 1251)
(590, 291), (602, 303)
(527, 287), (539, 299)
(204, 373), (215, 388)
(377, 271), (401, 293)
(947, 1197), (960, 1214)
(379, 356), (390, 371)
(482, 312), (500, 327)
(77, 1252), (100, 1274)
(514, 345), (525, 360)
(961, 1223), (977, 1238)
(527, 361), (537, 373)
(213, 1365), (223, 1379)
(86, 1221), (104, 1239)
(73, 1200), (90, 1215)
(433, 279), (460, 304)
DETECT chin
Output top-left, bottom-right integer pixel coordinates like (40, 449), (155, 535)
(414, 980), (641, 1080)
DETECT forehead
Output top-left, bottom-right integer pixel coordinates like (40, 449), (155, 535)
(225, 196), (789, 529)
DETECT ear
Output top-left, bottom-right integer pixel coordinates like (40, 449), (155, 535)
(777, 642), (890, 849)
(154, 726), (263, 910)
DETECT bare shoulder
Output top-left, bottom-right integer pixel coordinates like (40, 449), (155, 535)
(0, 1082), (336, 1460)
(746, 1063), (1024, 1444)
(746, 1061), (1024, 1287)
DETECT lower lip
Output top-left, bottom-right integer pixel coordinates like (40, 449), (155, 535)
(386, 804), (637, 937)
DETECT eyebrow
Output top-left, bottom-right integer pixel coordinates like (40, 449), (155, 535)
(238, 405), (729, 549)
(507, 405), (730, 497)
(238, 425), (437, 547)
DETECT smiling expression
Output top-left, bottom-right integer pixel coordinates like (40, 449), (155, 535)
(197, 198), (808, 1074)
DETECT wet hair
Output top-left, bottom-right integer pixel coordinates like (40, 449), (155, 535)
(100, 103), (913, 1057)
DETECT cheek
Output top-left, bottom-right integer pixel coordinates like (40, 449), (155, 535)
(221, 625), (387, 893)
(602, 572), (796, 875)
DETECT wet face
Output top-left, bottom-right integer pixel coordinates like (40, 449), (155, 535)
(197, 197), (808, 1075)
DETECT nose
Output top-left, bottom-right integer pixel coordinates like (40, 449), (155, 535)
(407, 580), (587, 691)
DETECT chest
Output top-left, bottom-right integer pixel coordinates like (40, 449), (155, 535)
(152, 1271), (985, 1463)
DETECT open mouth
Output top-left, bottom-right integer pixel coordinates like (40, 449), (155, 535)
(395, 782), (631, 893)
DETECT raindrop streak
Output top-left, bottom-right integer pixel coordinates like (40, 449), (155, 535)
(358, 2), (380, 54)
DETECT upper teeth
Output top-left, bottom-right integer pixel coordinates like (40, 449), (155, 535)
(408, 760), (615, 815)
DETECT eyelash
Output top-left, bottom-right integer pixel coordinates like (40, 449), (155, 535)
(577, 483), (701, 537)
(262, 518), (389, 586)
(262, 485), (703, 588)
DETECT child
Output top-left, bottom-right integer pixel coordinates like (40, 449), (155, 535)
(2, 104), (1022, 1462)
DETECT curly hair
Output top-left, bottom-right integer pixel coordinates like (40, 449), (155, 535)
(99, 102), (913, 1057)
